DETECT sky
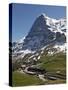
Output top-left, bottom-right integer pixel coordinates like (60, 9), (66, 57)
(12, 3), (66, 42)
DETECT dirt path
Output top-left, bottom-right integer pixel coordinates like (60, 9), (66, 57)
(38, 74), (46, 81)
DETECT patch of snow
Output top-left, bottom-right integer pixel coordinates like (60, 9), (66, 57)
(52, 18), (59, 23)
(16, 49), (35, 55)
(21, 54), (26, 58)
(41, 50), (44, 54)
(37, 56), (40, 60)
(33, 57), (37, 61)
(17, 37), (25, 44)
(18, 49), (31, 54)
(54, 43), (66, 52)
(29, 55), (35, 59)
(41, 46), (47, 50)
(45, 15), (66, 35)
(48, 51), (54, 55)
(33, 57), (36, 60)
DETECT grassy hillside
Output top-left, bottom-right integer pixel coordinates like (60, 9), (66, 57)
(12, 52), (66, 86)
(39, 52), (66, 74)
(12, 71), (44, 86)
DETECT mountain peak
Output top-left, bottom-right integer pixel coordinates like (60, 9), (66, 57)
(38, 13), (47, 19)
(40, 13), (46, 17)
(12, 13), (66, 56)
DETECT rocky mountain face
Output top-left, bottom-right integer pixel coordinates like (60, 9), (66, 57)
(12, 13), (66, 60)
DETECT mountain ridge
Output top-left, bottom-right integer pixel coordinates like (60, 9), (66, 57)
(12, 13), (66, 60)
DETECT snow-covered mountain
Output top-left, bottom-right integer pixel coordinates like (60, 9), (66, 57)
(12, 13), (66, 60)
